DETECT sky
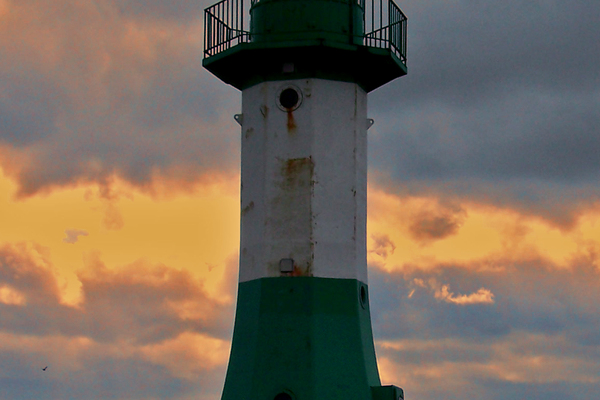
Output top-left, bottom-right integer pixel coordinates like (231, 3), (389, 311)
(0, 0), (599, 399)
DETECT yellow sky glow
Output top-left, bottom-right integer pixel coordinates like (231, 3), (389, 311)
(367, 187), (600, 271)
(3, 168), (600, 306)
(0, 167), (240, 305)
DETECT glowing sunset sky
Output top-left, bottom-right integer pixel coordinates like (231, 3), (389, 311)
(1, 0), (599, 399)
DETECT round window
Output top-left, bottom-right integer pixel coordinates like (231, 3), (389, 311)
(277, 86), (302, 111)
(359, 285), (368, 309)
(274, 393), (293, 400)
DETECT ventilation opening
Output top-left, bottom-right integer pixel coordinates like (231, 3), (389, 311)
(360, 285), (367, 309)
(274, 392), (293, 400)
(277, 86), (302, 111)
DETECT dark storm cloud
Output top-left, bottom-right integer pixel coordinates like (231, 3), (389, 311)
(368, 0), (600, 222)
(376, 0), (600, 107)
(0, 72), (59, 147)
(0, 0), (240, 197)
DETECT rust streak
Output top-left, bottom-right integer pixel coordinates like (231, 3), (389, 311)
(286, 110), (296, 133)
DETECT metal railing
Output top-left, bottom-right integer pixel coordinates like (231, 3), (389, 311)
(204, 0), (250, 57)
(363, 0), (407, 64)
(204, 0), (406, 65)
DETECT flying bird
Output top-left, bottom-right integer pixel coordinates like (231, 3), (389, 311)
(42, 366), (48, 371)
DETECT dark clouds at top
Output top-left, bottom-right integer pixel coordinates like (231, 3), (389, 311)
(369, 0), (600, 224)
(0, 0), (240, 197)
(1, 0), (598, 217)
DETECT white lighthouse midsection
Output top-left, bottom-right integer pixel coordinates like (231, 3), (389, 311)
(239, 78), (369, 284)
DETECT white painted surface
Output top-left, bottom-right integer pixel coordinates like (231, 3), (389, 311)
(239, 79), (368, 283)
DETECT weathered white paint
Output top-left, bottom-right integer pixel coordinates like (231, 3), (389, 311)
(239, 79), (368, 283)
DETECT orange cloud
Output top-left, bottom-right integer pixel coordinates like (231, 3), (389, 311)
(0, 166), (240, 306)
(0, 284), (26, 305)
(63, 229), (89, 244)
(434, 285), (495, 305)
(367, 186), (600, 273)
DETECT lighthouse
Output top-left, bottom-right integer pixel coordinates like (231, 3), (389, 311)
(203, 0), (407, 399)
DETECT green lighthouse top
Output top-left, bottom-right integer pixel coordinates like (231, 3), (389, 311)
(202, 0), (407, 92)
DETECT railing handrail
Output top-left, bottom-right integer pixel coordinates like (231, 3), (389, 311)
(204, 0), (406, 63)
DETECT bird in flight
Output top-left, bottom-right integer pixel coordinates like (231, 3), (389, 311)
(42, 366), (48, 371)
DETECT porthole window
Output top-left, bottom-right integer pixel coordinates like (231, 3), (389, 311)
(359, 285), (368, 309)
(274, 393), (293, 400)
(277, 86), (302, 111)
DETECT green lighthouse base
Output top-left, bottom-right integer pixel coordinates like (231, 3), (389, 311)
(221, 277), (404, 400)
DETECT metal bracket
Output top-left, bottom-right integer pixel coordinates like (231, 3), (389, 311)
(234, 114), (243, 126)
(366, 118), (375, 130)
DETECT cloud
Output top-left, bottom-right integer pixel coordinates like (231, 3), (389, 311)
(0, 332), (203, 400)
(0, 241), (236, 398)
(369, 233), (396, 259)
(62, 229), (89, 244)
(78, 255), (235, 343)
(0, 0), (240, 199)
(115, 0), (212, 22)
(376, 332), (600, 400)
(0, 241), (235, 341)
(103, 203), (124, 230)
(367, 0), (600, 226)
(408, 205), (466, 243)
(368, 253), (600, 400)
(369, 254), (600, 342)
(434, 285), (495, 305)
(0, 285), (26, 305)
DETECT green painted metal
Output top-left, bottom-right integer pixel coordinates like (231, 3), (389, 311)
(202, 0), (407, 92)
(222, 277), (394, 400)
(250, 0), (364, 45)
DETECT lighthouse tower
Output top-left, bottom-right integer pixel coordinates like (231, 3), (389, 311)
(203, 0), (407, 399)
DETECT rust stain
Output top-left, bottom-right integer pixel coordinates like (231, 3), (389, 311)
(273, 158), (315, 277)
(286, 110), (296, 133)
(282, 157), (313, 181)
(280, 264), (312, 277)
(290, 265), (305, 276)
